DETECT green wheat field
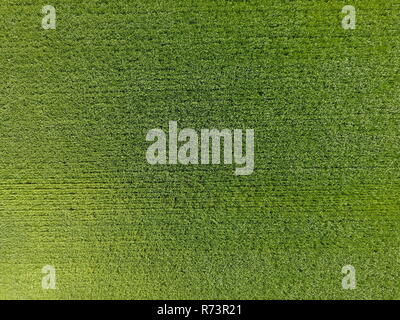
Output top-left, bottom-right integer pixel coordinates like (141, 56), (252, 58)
(0, 0), (399, 300)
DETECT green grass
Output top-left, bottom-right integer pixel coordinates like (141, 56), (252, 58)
(0, 0), (399, 299)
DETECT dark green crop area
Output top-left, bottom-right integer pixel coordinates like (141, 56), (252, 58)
(0, 0), (399, 299)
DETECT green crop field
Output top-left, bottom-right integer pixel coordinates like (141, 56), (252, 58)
(0, 0), (399, 300)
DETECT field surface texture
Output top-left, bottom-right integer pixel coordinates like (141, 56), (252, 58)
(0, 0), (399, 299)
